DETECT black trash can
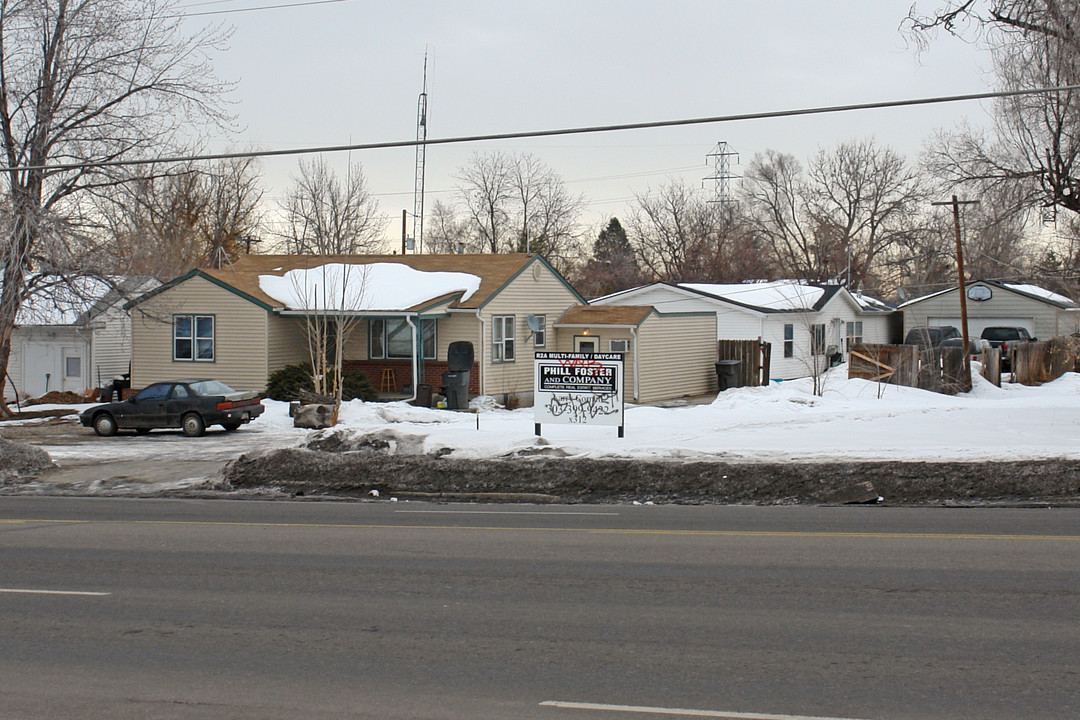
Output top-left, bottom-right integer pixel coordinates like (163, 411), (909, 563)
(441, 371), (470, 410)
(715, 359), (741, 391)
(441, 341), (474, 410)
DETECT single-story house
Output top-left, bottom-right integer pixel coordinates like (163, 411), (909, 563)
(591, 280), (899, 380)
(126, 253), (721, 405)
(899, 280), (1080, 340)
(8, 276), (154, 401)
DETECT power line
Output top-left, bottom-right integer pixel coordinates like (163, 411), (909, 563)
(6, 84), (1080, 173)
(175, 0), (353, 19)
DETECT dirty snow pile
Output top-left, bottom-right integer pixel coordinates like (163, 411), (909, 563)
(11, 366), (1080, 464)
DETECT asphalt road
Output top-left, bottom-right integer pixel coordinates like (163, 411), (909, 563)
(1, 498), (1078, 720)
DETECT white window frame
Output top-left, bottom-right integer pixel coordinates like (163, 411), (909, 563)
(369, 317), (437, 360)
(493, 315), (515, 362)
(533, 315), (547, 348)
(783, 324), (794, 358)
(174, 314), (215, 362)
(844, 321), (863, 353)
(609, 338), (630, 353)
(810, 323), (826, 356)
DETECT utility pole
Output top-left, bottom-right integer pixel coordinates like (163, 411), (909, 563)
(932, 195), (979, 388)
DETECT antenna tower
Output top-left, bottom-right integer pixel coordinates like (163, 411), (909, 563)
(704, 141), (739, 206)
(412, 52), (429, 253)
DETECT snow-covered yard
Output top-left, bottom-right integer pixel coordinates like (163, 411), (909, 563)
(12, 365), (1080, 465)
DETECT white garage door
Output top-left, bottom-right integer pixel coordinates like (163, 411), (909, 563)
(928, 316), (1035, 338)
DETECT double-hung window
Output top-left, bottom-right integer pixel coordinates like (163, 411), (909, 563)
(783, 324), (794, 358)
(810, 323), (826, 356)
(369, 318), (436, 360)
(532, 315), (546, 348)
(174, 315), (215, 361)
(493, 315), (515, 362)
(844, 321), (863, 352)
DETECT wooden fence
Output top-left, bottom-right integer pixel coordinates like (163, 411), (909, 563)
(1013, 337), (1080, 385)
(849, 343), (971, 394)
(718, 338), (772, 388)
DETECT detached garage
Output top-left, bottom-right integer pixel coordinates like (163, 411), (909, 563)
(900, 280), (1080, 340)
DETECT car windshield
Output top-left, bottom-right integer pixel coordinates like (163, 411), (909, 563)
(188, 380), (236, 396)
(937, 327), (960, 340)
(982, 328), (1018, 341)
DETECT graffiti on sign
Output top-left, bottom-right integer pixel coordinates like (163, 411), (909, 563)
(544, 391), (620, 423)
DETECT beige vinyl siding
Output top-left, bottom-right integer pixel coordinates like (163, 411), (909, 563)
(902, 284), (1065, 340)
(131, 276), (271, 392)
(634, 313), (717, 403)
(479, 258), (581, 398)
(267, 315), (310, 372)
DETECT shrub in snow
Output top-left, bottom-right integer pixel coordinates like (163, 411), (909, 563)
(265, 363), (377, 402)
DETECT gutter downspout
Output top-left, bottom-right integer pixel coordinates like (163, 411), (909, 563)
(630, 326), (639, 402)
(476, 310), (485, 396)
(406, 315), (418, 403)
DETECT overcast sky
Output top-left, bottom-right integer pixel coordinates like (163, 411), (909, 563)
(187, 0), (996, 247)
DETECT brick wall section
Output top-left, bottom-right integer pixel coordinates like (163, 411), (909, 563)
(344, 360), (481, 395)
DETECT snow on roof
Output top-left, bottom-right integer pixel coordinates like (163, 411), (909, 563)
(1000, 282), (1078, 308)
(16, 277), (113, 326)
(900, 280), (1080, 309)
(258, 262), (482, 312)
(850, 291), (895, 312)
(679, 280), (825, 311)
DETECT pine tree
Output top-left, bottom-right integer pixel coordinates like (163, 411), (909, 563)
(575, 218), (642, 298)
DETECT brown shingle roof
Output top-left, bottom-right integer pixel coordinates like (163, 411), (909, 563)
(199, 253), (543, 311)
(556, 304), (653, 326)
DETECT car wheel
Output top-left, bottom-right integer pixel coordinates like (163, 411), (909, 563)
(93, 413), (118, 437)
(181, 412), (205, 437)
(221, 422), (242, 432)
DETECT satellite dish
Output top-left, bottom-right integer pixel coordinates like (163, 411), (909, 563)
(526, 314), (542, 332)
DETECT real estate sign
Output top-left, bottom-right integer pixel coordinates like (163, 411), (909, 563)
(534, 352), (624, 435)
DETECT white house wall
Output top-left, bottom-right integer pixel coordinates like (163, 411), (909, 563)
(89, 304), (134, 387)
(10, 326), (91, 398)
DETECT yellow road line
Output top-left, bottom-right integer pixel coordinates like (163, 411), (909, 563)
(2, 518), (1078, 541)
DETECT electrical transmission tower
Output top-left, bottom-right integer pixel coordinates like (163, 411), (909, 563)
(704, 141), (739, 206)
(412, 52), (429, 253)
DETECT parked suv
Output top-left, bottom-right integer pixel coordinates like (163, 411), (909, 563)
(904, 325), (961, 350)
(980, 326), (1037, 371)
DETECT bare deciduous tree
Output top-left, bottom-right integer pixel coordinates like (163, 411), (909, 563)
(456, 152), (515, 254)
(97, 157), (263, 279)
(626, 179), (714, 280)
(909, 3), (1080, 218)
(277, 158), (384, 255)
(424, 199), (471, 254)
(0, 0), (231, 414)
(742, 140), (927, 293)
(453, 151), (584, 265)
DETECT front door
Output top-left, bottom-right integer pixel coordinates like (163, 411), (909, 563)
(60, 346), (85, 393)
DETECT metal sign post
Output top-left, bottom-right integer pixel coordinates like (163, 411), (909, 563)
(534, 352), (625, 438)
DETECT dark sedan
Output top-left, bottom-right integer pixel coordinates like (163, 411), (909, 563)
(80, 379), (264, 437)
